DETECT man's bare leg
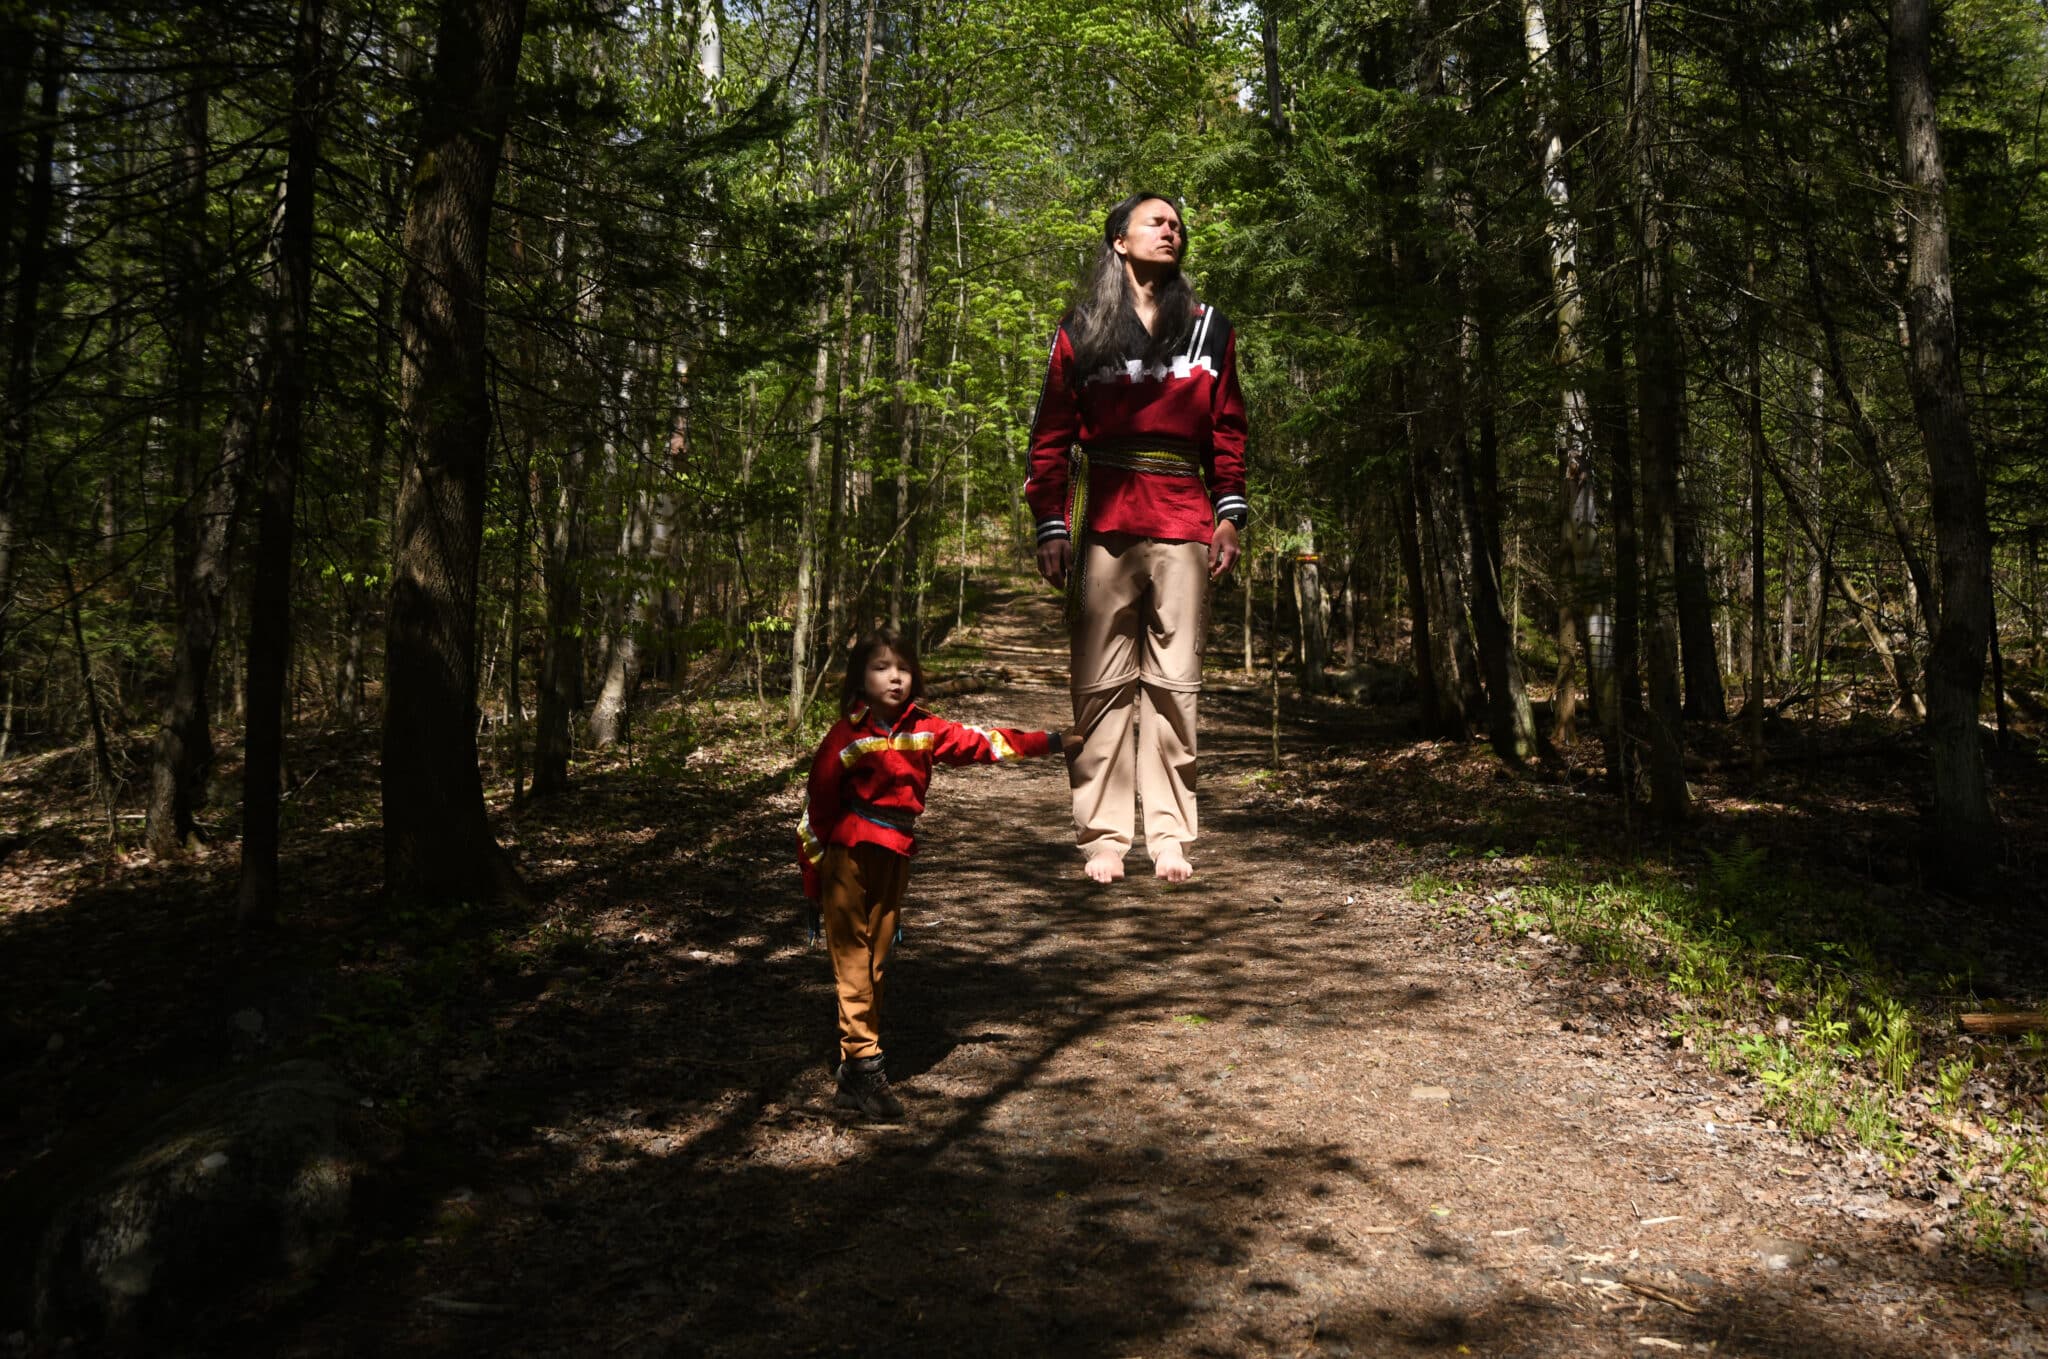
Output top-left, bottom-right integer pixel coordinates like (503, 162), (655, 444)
(1152, 843), (1193, 883)
(1084, 848), (1127, 883)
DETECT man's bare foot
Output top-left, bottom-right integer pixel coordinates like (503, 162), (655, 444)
(1083, 851), (1126, 883)
(1153, 845), (1194, 883)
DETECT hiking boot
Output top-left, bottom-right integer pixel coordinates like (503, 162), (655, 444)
(834, 1055), (905, 1120)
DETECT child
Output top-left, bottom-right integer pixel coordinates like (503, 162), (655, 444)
(797, 627), (1079, 1119)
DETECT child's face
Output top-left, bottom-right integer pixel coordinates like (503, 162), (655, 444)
(862, 647), (913, 719)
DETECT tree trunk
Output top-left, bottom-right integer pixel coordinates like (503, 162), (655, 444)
(1674, 486), (1726, 721)
(588, 476), (658, 748)
(531, 436), (585, 794)
(1260, 1), (1290, 141)
(888, 144), (929, 644)
(1426, 452), (1484, 728)
(146, 83), (234, 856)
(1292, 517), (1329, 692)
(791, 0), (832, 721)
(1629, 0), (1686, 823)
(1454, 190), (1537, 762)
(167, 84), (210, 613)
(0, 27), (28, 306)
(1395, 442), (1443, 734)
(0, 40), (60, 664)
(381, 0), (530, 904)
(239, 0), (325, 926)
(1745, 283), (1768, 771)
(1888, 0), (1997, 871)
(1525, 0), (1603, 751)
(338, 162), (400, 724)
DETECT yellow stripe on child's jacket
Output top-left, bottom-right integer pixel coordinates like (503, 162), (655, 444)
(838, 730), (937, 768)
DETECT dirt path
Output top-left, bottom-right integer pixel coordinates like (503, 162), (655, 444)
(268, 586), (2030, 1358)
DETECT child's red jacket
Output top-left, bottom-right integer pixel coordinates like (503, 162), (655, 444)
(797, 701), (1060, 899)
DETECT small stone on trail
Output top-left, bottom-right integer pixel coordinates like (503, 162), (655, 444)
(45, 1033), (62, 1053)
(233, 1009), (264, 1036)
(646, 1137), (674, 1156)
(198, 1152), (229, 1172)
(1409, 1085), (1451, 1102)
(2023, 1289), (2048, 1312)
(687, 950), (711, 961)
(1751, 1235), (1812, 1270)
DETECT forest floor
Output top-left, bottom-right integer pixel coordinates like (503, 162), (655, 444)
(6, 578), (2048, 1357)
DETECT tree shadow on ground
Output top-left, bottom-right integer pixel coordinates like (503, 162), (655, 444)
(6, 621), (2042, 1354)
(213, 835), (1990, 1358)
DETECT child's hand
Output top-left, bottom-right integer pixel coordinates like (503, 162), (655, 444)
(1061, 726), (1087, 754)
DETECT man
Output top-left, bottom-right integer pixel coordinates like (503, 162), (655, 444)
(1026, 192), (1248, 884)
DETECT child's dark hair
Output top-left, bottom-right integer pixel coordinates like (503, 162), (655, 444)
(840, 627), (925, 714)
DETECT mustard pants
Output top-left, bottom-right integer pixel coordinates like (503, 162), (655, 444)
(819, 842), (910, 1061)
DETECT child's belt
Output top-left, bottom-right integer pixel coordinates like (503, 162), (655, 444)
(1064, 446), (1203, 626)
(847, 797), (917, 833)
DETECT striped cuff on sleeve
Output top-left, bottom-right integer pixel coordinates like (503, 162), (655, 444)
(1035, 517), (1071, 543)
(1213, 495), (1249, 526)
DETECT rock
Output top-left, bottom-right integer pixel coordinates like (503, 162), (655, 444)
(1750, 1235), (1812, 1271)
(1409, 1085), (1452, 1103)
(21, 1060), (396, 1346)
(2022, 1290), (2048, 1312)
(231, 1010), (264, 1038)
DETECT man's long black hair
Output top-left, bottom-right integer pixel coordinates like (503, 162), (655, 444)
(1064, 192), (1197, 376)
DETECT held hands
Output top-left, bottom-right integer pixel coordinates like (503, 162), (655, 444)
(1037, 537), (1071, 590)
(1209, 520), (1241, 580)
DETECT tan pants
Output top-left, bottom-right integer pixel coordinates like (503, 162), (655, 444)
(819, 842), (909, 1061)
(1069, 532), (1207, 861)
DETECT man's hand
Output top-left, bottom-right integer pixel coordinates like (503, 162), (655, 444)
(1037, 537), (1072, 590)
(1209, 520), (1241, 580)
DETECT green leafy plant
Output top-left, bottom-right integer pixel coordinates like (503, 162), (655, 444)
(1843, 1087), (1909, 1166)
(1935, 1052), (1976, 1112)
(1797, 981), (1853, 1056)
(1858, 995), (1921, 1091)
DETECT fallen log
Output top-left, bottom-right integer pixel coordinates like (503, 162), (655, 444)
(1959, 1012), (2048, 1036)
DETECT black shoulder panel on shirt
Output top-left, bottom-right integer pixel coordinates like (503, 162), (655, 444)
(1183, 303), (1232, 370)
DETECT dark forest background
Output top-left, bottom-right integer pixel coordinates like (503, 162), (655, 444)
(2, 0), (2042, 896)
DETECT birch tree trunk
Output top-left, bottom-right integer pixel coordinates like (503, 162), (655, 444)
(1524, 0), (1606, 753)
(888, 144), (929, 643)
(1292, 517), (1329, 692)
(790, 0), (831, 720)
